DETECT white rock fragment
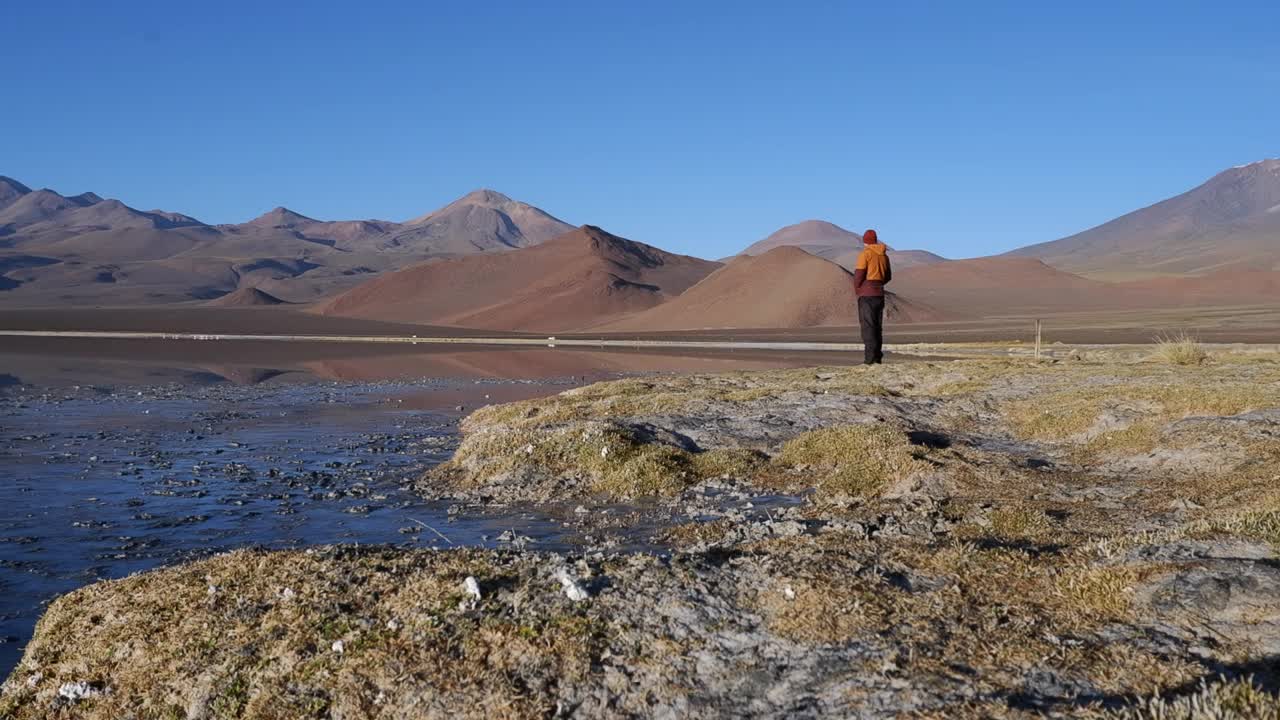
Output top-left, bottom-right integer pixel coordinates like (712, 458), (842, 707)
(58, 681), (101, 701)
(783, 585), (796, 601)
(522, 443), (534, 455)
(600, 445), (610, 459)
(331, 640), (345, 654)
(464, 576), (482, 601)
(457, 576), (483, 611)
(554, 568), (590, 602)
(280, 587), (296, 600)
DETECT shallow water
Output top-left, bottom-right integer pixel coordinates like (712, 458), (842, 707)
(0, 375), (583, 676)
(0, 343), (847, 677)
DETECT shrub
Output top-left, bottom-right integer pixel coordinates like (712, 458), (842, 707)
(772, 424), (927, 498)
(1151, 331), (1209, 366)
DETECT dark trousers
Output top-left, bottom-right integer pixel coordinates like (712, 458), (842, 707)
(858, 295), (885, 364)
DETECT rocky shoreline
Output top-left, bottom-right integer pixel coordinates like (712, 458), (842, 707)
(5, 356), (1280, 717)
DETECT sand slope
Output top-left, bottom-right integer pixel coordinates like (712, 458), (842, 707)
(316, 225), (720, 332)
(895, 256), (1280, 317)
(597, 247), (947, 331)
(1119, 268), (1280, 302)
(892, 257), (1147, 315)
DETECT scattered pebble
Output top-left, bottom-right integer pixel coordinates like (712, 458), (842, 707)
(553, 567), (590, 602)
(57, 680), (102, 702)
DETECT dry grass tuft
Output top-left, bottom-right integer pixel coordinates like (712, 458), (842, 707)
(689, 447), (768, 479)
(0, 548), (609, 720)
(1151, 331), (1210, 366)
(987, 506), (1053, 542)
(439, 367), (903, 499)
(1005, 379), (1280, 454)
(441, 423), (701, 499)
(755, 576), (881, 644)
(771, 424), (929, 498)
(1187, 508), (1280, 548)
(438, 424), (772, 500)
(1055, 565), (1139, 622)
(1103, 676), (1280, 719)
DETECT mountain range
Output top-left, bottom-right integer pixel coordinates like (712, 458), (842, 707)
(1, 159), (1278, 332)
(0, 181), (572, 306)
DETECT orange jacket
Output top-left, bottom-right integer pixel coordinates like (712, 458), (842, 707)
(853, 243), (891, 297)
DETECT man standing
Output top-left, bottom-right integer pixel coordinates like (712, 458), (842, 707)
(852, 228), (891, 364)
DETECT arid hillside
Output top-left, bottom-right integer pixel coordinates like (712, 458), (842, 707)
(894, 255), (1280, 317)
(1008, 159), (1280, 278)
(317, 225), (720, 332)
(892, 256), (1155, 315)
(599, 246), (950, 331)
(204, 287), (291, 307)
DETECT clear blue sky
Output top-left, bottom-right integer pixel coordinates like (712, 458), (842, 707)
(4, 1), (1277, 259)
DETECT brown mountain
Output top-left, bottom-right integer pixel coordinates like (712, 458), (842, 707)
(0, 177), (33, 208)
(384, 189), (575, 255)
(242, 206), (317, 229)
(740, 219), (949, 272)
(830, 247), (948, 272)
(0, 188), (111, 230)
(1008, 159), (1280, 278)
(205, 287), (291, 307)
(228, 206), (401, 250)
(740, 220), (863, 259)
(0, 180), (575, 307)
(597, 246), (949, 332)
(316, 225), (719, 332)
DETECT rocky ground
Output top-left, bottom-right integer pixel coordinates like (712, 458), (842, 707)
(4, 352), (1280, 718)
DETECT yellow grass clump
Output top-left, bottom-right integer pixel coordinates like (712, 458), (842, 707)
(1006, 379), (1280, 453)
(772, 424), (929, 498)
(1103, 677), (1280, 719)
(1150, 331), (1209, 366)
